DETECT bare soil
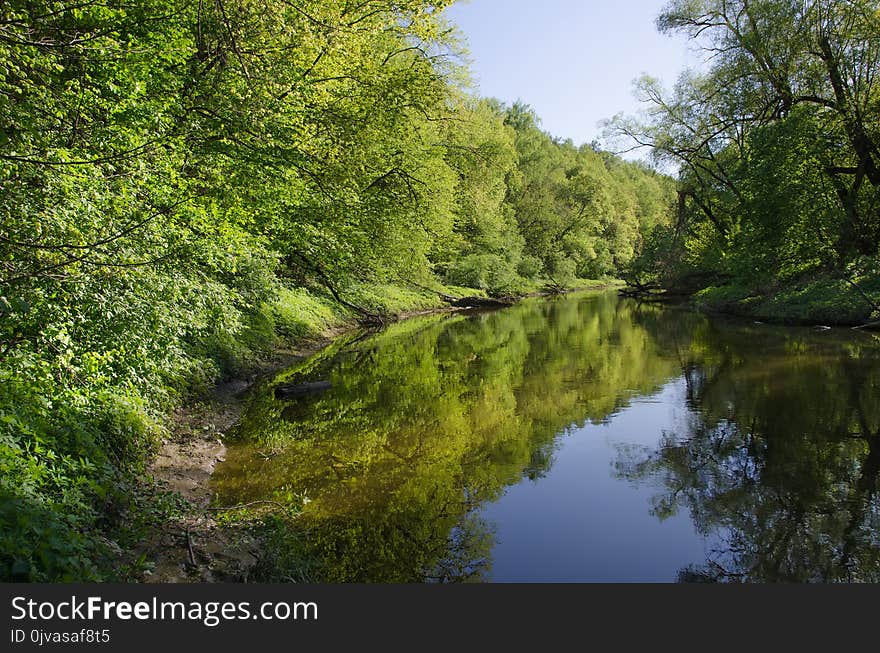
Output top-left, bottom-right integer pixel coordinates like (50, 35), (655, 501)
(139, 346), (323, 582)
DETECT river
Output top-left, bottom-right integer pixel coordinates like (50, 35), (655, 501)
(211, 291), (880, 582)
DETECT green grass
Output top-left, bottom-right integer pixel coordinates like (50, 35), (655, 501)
(347, 283), (449, 315)
(272, 282), (473, 341)
(570, 277), (626, 292)
(272, 288), (343, 340)
(693, 271), (880, 325)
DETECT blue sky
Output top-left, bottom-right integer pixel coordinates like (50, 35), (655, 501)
(443, 1), (700, 149)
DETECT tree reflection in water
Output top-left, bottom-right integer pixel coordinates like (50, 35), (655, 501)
(616, 323), (880, 582)
(214, 293), (682, 581)
(213, 291), (880, 582)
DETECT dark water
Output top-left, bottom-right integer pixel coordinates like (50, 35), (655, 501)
(212, 292), (880, 582)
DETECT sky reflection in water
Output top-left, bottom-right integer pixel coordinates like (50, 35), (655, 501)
(213, 292), (880, 582)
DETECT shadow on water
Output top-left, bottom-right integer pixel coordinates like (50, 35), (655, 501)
(211, 292), (880, 582)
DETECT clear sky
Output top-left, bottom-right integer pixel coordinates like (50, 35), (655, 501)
(443, 0), (699, 149)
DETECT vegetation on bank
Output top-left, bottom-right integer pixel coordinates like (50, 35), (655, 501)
(5, 0), (876, 582)
(612, 0), (880, 326)
(0, 1), (671, 581)
(692, 270), (880, 326)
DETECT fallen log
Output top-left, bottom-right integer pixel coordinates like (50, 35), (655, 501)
(618, 281), (664, 298)
(619, 288), (666, 299)
(853, 319), (880, 331)
(447, 296), (517, 309)
(274, 380), (332, 400)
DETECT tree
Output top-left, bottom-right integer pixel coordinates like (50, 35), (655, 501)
(611, 0), (880, 294)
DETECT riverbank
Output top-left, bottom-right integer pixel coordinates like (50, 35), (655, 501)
(135, 280), (619, 581)
(627, 271), (880, 329)
(138, 344), (328, 582)
(135, 283), (465, 581)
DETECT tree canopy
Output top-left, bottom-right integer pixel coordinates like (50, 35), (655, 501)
(612, 0), (880, 315)
(0, 1), (673, 580)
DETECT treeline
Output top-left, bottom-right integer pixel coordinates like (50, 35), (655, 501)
(442, 101), (673, 294)
(615, 0), (880, 323)
(0, 1), (671, 580)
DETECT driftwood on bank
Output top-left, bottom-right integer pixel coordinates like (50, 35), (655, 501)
(618, 278), (665, 297)
(446, 295), (518, 309)
(274, 380), (332, 400)
(618, 285), (668, 302)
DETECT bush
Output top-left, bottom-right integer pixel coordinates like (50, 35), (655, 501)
(445, 254), (524, 295)
(516, 255), (543, 280)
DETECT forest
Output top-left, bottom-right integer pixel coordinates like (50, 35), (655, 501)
(614, 0), (880, 324)
(1, 0), (878, 582)
(0, 1), (671, 581)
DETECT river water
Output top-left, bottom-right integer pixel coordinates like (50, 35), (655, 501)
(212, 291), (880, 582)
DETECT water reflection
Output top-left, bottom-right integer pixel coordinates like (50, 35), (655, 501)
(211, 292), (880, 582)
(615, 324), (880, 582)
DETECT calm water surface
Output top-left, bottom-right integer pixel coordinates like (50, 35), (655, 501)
(212, 292), (880, 582)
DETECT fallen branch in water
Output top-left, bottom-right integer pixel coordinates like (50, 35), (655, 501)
(853, 319), (880, 331)
(399, 278), (518, 308)
(446, 296), (517, 309)
(185, 526), (197, 568)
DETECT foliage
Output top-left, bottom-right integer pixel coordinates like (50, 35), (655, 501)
(503, 104), (674, 284)
(611, 0), (880, 316)
(0, 0), (672, 580)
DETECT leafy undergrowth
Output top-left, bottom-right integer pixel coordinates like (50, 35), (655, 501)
(693, 270), (880, 326)
(570, 278), (626, 292)
(347, 283), (459, 315)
